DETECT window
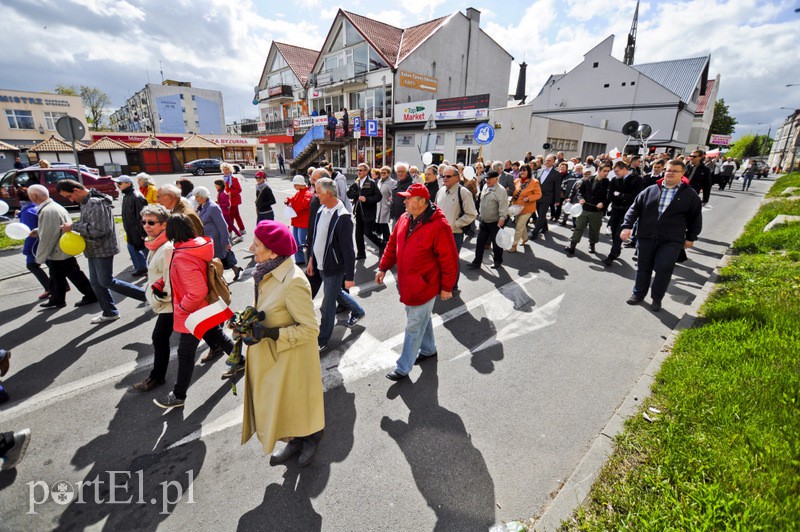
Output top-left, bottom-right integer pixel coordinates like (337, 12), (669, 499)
(44, 170), (74, 184)
(44, 111), (68, 130)
(630, 81), (635, 86)
(179, 94), (185, 100)
(621, 82), (626, 86)
(182, 108), (186, 113)
(5, 109), (34, 129)
(270, 54), (288, 71)
(593, 62), (599, 68)
(603, 83), (610, 88)
(191, 95), (196, 101)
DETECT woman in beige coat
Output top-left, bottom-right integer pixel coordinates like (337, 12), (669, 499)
(240, 219), (324, 467)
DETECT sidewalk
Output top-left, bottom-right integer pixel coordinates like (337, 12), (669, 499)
(0, 245), (28, 281)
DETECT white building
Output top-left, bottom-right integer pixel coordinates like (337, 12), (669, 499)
(768, 109), (800, 172)
(688, 76), (720, 150)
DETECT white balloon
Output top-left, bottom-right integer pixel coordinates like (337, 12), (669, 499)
(422, 152), (433, 165)
(5, 222), (31, 240)
(0, 200), (8, 215)
(570, 203), (583, 217)
(463, 166), (476, 180)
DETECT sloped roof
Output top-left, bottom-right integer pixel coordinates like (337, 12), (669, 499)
(177, 134), (220, 149)
(695, 78), (716, 115)
(84, 136), (132, 151)
(274, 42), (319, 85)
(0, 140), (18, 151)
(342, 10), (403, 66)
(133, 136), (173, 149)
(29, 136), (79, 153)
(632, 56), (710, 103)
(397, 15), (450, 64)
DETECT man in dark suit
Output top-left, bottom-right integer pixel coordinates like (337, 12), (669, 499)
(620, 160), (702, 312)
(684, 150), (712, 205)
(603, 161), (642, 266)
(530, 154), (561, 239)
(347, 163), (383, 259)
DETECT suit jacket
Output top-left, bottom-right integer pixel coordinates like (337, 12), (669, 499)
(347, 175), (382, 221)
(684, 163), (711, 203)
(536, 166), (561, 206)
(622, 182), (702, 244)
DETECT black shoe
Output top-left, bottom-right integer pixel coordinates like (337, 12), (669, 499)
(603, 257), (615, 267)
(490, 263), (502, 269)
(74, 297), (98, 307)
(530, 231), (539, 240)
(132, 269), (148, 278)
(232, 265), (242, 282)
(298, 432), (323, 467)
(468, 261), (481, 269)
(589, 243), (596, 253)
(414, 352), (437, 365)
(564, 245), (575, 255)
(626, 295), (644, 305)
(386, 370), (408, 381)
(132, 377), (165, 392)
(650, 299), (662, 312)
(153, 392), (185, 409)
(270, 438), (302, 466)
(40, 301), (66, 309)
(541, 228), (549, 234)
(355, 254), (367, 260)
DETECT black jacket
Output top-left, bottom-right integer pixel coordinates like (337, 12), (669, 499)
(390, 177), (413, 220)
(347, 176), (382, 221)
(607, 172), (643, 214)
(576, 177), (610, 212)
(684, 163), (711, 203)
(255, 184), (276, 214)
(622, 182), (702, 244)
(120, 186), (147, 249)
(310, 202), (356, 281)
(536, 167), (562, 205)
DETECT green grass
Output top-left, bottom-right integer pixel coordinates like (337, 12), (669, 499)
(764, 172), (800, 198)
(563, 177), (800, 531)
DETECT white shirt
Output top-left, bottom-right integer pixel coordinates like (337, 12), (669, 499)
(312, 200), (343, 271)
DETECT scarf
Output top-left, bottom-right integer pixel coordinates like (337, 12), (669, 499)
(252, 255), (290, 298)
(144, 230), (168, 252)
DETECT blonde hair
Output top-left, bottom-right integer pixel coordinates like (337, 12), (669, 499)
(220, 162), (234, 173)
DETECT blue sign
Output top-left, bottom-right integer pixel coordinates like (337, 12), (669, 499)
(353, 116), (361, 132)
(366, 119), (379, 137)
(474, 123), (494, 145)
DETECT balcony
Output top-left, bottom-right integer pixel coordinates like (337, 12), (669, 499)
(315, 62), (367, 88)
(259, 84), (294, 101)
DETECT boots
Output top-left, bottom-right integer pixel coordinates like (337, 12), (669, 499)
(564, 243), (576, 255)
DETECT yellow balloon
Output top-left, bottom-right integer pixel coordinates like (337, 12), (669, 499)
(59, 231), (86, 256)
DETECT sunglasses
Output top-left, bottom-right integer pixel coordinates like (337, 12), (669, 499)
(141, 220), (162, 226)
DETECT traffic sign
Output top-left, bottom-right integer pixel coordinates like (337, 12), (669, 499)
(56, 116), (86, 142)
(353, 116), (361, 132)
(366, 119), (378, 137)
(474, 123), (494, 145)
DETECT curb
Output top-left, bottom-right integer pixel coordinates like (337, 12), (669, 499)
(531, 250), (733, 531)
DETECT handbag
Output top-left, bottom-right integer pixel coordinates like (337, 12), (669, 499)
(283, 205), (297, 219)
(222, 249), (238, 269)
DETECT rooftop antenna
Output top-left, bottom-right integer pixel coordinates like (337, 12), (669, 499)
(624, 0), (639, 66)
(146, 69), (151, 84)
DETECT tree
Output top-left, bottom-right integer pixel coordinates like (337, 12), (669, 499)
(54, 84), (111, 130)
(706, 98), (737, 145)
(726, 133), (771, 160)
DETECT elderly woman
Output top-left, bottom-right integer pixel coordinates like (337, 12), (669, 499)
(132, 204), (173, 392)
(375, 166), (395, 249)
(240, 220), (324, 467)
(153, 214), (233, 409)
(509, 164), (542, 252)
(221, 162), (245, 235)
(194, 186), (242, 281)
(213, 179), (242, 243)
(137, 173), (158, 204)
(285, 175), (312, 265)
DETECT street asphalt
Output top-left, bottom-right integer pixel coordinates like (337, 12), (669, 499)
(0, 170), (769, 530)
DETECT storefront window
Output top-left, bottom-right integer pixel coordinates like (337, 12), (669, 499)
(5, 109), (34, 129)
(44, 111), (68, 130)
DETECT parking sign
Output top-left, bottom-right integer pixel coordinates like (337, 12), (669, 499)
(366, 119), (378, 137)
(353, 116), (361, 131)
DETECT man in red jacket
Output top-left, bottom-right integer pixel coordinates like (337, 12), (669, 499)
(376, 183), (459, 381)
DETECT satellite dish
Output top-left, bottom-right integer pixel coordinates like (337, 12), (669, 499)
(637, 124), (652, 138)
(622, 120), (640, 136)
(542, 143), (551, 150)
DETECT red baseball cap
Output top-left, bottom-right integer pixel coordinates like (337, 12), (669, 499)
(398, 183), (430, 200)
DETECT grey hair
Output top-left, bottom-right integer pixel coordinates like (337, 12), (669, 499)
(315, 177), (337, 198)
(157, 184), (181, 199)
(439, 164), (456, 176)
(193, 186), (211, 199)
(140, 203), (170, 222)
(27, 184), (49, 199)
(394, 161), (409, 172)
(491, 161), (504, 172)
(311, 168), (331, 181)
(136, 172), (154, 186)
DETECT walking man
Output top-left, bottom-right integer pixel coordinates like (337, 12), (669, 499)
(347, 163), (384, 258)
(56, 180), (145, 324)
(603, 161), (642, 266)
(307, 177), (366, 351)
(469, 171), (509, 269)
(115, 175), (149, 277)
(565, 163), (611, 255)
(376, 183), (458, 381)
(620, 160), (702, 311)
(530, 154), (561, 239)
(277, 152), (286, 174)
(435, 165), (477, 288)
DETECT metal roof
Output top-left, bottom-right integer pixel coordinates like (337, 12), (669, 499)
(632, 55), (710, 103)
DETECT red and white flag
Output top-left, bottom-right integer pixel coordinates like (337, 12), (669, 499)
(186, 299), (234, 340)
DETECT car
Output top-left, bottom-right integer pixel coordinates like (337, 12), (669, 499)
(184, 158), (244, 176)
(48, 161), (101, 176)
(0, 165), (119, 216)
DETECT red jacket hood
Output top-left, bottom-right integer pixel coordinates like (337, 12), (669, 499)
(174, 236), (214, 264)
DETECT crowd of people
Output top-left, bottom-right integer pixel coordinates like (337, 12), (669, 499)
(3, 146), (740, 470)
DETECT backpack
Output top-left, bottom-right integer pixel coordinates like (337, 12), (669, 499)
(206, 258), (231, 306)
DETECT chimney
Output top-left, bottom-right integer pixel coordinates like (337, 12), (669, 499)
(466, 7), (481, 24)
(514, 62), (527, 103)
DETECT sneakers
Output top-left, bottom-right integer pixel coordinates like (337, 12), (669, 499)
(231, 236), (244, 245)
(0, 349), (9, 377)
(345, 312), (365, 328)
(153, 392), (185, 409)
(318, 344), (328, 353)
(221, 361), (245, 379)
(200, 346), (225, 364)
(1, 429), (30, 470)
(131, 377), (165, 392)
(91, 314), (120, 324)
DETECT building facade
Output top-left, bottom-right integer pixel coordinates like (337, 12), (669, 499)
(109, 80), (225, 136)
(767, 109), (800, 172)
(0, 89), (88, 154)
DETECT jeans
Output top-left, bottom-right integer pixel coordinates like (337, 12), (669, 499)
(87, 256), (146, 317)
(395, 297), (437, 375)
(742, 173), (754, 191)
(174, 325), (233, 399)
(318, 270), (365, 347)
(633, 238), (684, 302)
(26, 261), (50, 291)
(292, 227), (307, 263)
(150, 312), (174, 382)
(48, 257), (94, 304)
(570, 210), (603, 245)
(127, 243), (148, 272)
(473, 220), (503, 265)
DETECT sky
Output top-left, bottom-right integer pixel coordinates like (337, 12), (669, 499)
(2, 0), (798, 141)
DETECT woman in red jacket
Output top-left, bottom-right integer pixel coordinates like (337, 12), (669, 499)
(152, 213), (233, 409)
(222, 163), (245, 235)
(214, 179), (242, 243)
(285, 175), (312, 264)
